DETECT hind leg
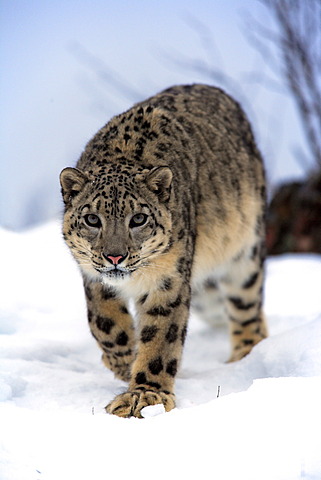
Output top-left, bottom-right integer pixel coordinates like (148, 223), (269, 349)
(191, 278), (226, 326)
(219, 243), (268, 361)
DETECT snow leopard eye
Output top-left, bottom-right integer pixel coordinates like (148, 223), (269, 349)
(129, 213), (148, 228)
(84, 214), (102, 228)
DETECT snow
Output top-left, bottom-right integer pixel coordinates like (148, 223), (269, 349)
(1, 221), (321, 479)
(140, 403), (166, 418)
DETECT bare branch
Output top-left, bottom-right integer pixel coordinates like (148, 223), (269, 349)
(68, 42), (143, 103)
(253, 0), (321, 167)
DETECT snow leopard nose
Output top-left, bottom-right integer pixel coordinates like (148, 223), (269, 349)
(103, 252), (128, 265)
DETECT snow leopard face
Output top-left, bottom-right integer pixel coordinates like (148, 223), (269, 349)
(60, 163), (173, 286)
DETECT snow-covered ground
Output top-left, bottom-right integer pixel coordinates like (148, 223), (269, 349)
(1, 222), (321, 480)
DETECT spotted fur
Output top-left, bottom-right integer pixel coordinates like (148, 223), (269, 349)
(60, 84), (268, 418)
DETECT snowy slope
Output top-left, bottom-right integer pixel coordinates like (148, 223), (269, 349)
(1, 222), (321, 480)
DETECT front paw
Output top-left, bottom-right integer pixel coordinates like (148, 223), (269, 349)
(105, 389), (175, 418)
(102, 352), (132, 382)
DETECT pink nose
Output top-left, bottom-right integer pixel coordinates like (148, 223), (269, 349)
(106, 255), (124, 265)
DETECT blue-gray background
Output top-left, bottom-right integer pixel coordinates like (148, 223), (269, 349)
(0, 0), (312, 230)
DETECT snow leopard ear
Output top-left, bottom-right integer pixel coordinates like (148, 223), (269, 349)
(60, 167), (89, 205)
(146, 166), (173, 202)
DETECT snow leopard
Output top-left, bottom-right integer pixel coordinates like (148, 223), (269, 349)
(60, 84), (268, 417)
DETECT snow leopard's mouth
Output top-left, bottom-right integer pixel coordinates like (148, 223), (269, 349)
(95, 265), (132, 280)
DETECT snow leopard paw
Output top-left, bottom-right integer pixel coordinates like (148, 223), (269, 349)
(105, 389), (175, 418)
